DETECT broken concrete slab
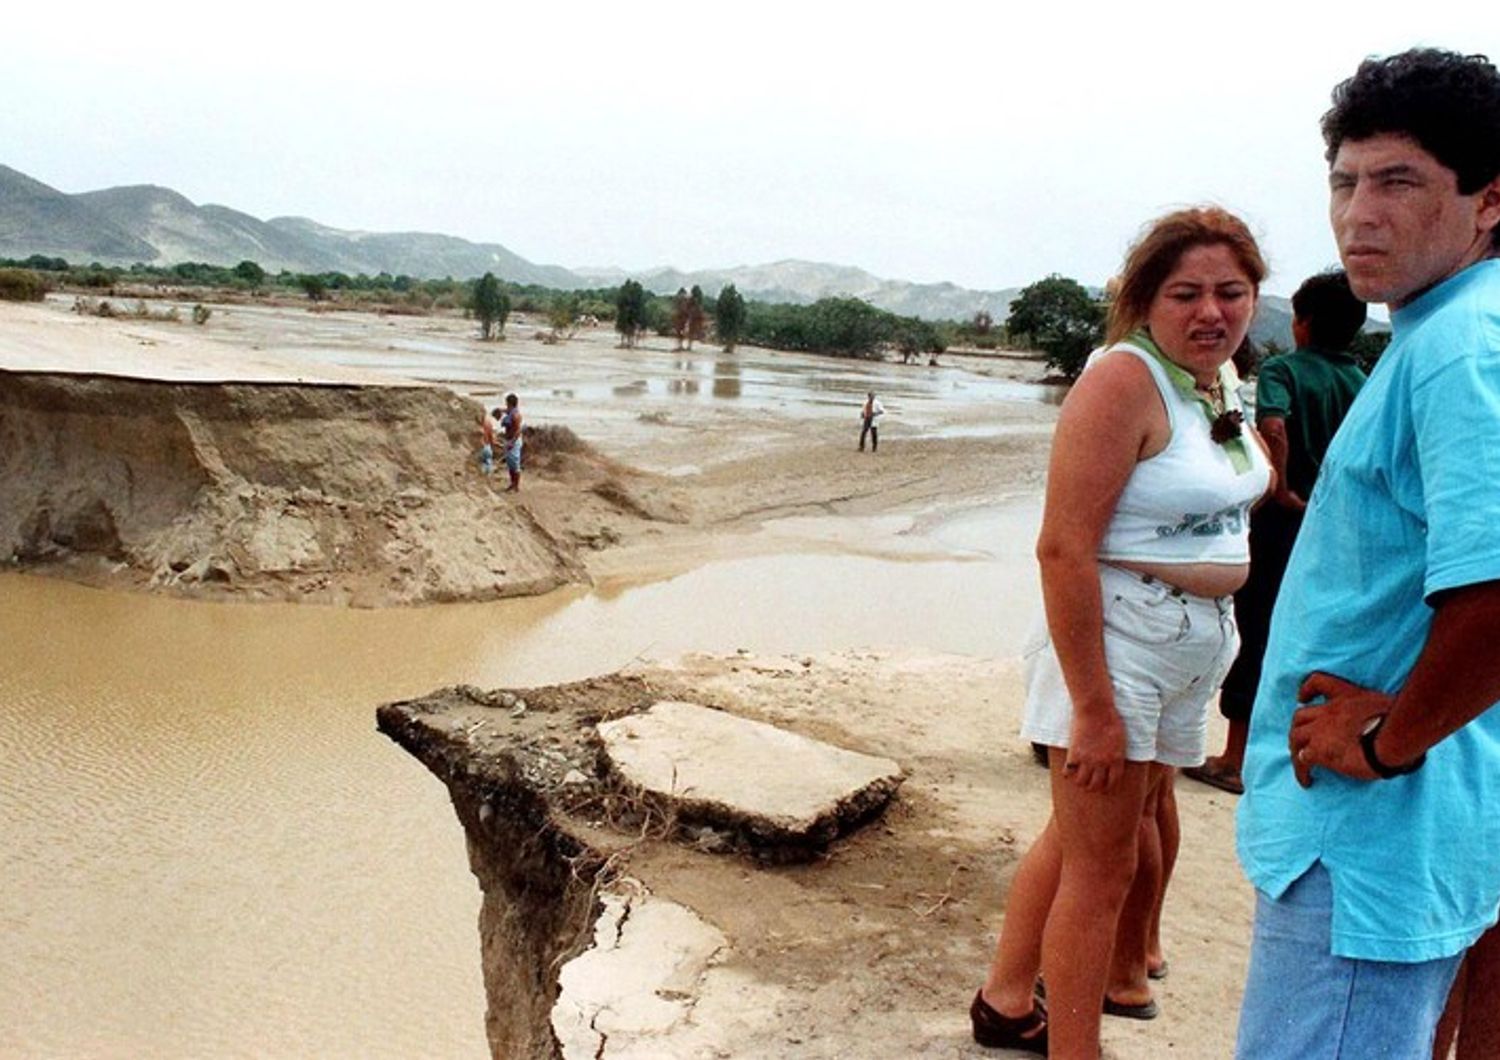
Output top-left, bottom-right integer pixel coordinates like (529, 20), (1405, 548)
(376, 663), (922, 1059)
(551, 885), (726, 1060)
(597, 700), (904, 854)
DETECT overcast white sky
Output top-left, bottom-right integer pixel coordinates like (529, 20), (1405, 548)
(7, 1), (1496, 296)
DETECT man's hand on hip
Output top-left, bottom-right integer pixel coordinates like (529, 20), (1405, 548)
(1289, 672), (1391, 787)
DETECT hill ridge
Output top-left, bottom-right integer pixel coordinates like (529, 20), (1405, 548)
(0, 162), (1297, 338)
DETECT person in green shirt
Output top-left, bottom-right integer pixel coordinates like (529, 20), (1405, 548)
(1185, 270), (1368, 794)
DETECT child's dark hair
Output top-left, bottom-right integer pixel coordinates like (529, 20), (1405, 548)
(1291, 270), (1368, 351)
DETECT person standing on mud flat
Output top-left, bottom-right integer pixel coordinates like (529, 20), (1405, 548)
(971, 206), (1270, 1058)
(1234, 48), (1500, 1060)
(478, 407), (499, 475)
(500, 393), (523, 492)
(858, 391), (884, 452)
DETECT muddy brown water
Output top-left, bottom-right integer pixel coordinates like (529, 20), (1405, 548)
(2, 312), (1052, 1057)
(0, 502), (1041, 1058)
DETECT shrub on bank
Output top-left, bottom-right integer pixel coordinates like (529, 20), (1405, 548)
(72, 296), (185, 323)
(522, 423), (585, 452)
(0, 268), (49, 302)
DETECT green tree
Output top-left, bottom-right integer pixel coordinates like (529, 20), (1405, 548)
(1005, 274), (1105, 380)
(548, 292), (577, 336)
(715, 283), (746, 352)
(0, 268), (49, 302)
(894, 317), (934, 362)
(806, 297), (892, 359)
(670, 287), (692, 350)
(233, 260), (266, 288)
(471, 272), (510, 339)
(686, 284), (708, 349)
(298, 274), (327, 301)
(615, 279), (648, 348)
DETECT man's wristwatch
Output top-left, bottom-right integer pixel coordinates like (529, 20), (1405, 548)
(1358, 713), (1426, 778)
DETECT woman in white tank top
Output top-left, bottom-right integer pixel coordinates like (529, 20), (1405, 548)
(971, 208), (1273, 1058)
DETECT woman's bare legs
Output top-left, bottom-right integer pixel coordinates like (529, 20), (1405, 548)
(1147, 768), (1179, 977)
(981, 750), (1152, 1055)
(1107, 763), (1172, 1005)
(981, 818), (1062, 1017)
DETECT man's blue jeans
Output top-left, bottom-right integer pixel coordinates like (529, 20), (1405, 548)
(1235, 862), (1461, 1059)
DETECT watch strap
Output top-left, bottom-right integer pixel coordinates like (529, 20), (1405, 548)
(1359, 714), (1426, 779)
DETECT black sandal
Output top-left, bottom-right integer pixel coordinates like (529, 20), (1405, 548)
(970, 989), (1048, 1054)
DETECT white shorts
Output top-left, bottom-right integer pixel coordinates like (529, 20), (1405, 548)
(1020, 564), (1240, 767)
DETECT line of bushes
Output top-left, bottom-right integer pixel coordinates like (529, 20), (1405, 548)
(1, 254), (1033, 362)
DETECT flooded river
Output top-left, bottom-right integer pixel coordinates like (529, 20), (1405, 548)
(0, 505), (1041, 1058)
(1, 312), (1052, 1057)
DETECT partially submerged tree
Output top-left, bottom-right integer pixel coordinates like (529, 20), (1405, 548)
(671, 288), (692, 350)
(615, 279), (648, 348)
(715, 283), (746, 352)
(687, 285), (708, 350)
(471, 272), (511, 340)
(1006, 274), (1104, 380)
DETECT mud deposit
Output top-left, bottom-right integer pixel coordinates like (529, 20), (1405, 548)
(0, 371), (588, 604)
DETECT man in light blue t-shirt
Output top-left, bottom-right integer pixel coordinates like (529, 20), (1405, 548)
(1235, 48), (1500, 1059)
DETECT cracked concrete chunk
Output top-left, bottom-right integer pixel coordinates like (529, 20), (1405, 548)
(552, 889), (725, 1059)
(598, 700), (903, 849)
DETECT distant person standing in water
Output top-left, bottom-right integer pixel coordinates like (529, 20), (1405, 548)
(858, 391), (884, 452)
(500, 393), (523, 492)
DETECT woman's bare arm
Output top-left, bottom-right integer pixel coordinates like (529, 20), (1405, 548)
(1037, 352), (1163, 791)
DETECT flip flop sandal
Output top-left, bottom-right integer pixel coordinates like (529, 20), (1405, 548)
(1036, 977), (1159, 1020)
(1182, 762), (1244, 795)
(1103, 996), (1160, 1020)
(970, 990), (1048, 1054)
(1148, 960), (1169, 981)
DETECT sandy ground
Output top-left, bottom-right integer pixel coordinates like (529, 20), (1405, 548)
(609, 651), (1253, 1059)
(1, 295), (1254, 1056)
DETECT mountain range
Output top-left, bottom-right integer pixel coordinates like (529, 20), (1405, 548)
(0, 162), (1297, 343)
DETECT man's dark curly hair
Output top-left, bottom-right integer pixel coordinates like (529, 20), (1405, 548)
(1323, 49), (1500, 249)
(1291, 270), (1367, 352)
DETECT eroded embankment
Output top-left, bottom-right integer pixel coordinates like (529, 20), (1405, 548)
(377, 660), (931, 1060)
(0, 371), (584, 604)
(377, 677), (656, 1059)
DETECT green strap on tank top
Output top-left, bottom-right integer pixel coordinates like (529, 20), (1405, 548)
(1129, 330), (1251, 474)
